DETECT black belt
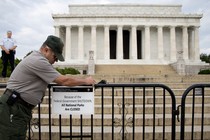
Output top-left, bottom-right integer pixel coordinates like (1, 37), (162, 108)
(4, 89), (35, 110)
(16, 97), (35, 110)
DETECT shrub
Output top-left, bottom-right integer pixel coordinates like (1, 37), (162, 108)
(56, 67), (80, 75)
(198, 69), (210, 74)
(200, 53), (210, 63)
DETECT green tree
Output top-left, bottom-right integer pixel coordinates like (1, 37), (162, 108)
(200, 53), (210, 63)
(199, 53), (210, 74)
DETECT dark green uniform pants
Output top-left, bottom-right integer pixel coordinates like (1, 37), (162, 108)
(0, 94), (32, 140)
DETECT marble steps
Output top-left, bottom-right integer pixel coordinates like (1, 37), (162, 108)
(95, 65), (178, 75)
(32, 104), (210, 115)
(92, 74), (210, 83)
(1, 86), (209, 97)
(40, 95), (210, 105)
(0, 75), (210, 139)
(28, 125), (210, 140)
(31, 113), (210, 127)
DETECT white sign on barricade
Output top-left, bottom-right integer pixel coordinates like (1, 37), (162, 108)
(52, 86), (94, 115)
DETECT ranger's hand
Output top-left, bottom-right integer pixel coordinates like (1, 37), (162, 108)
(85, 76), (96, 85)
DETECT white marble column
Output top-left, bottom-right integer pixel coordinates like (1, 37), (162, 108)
(194, 26), (200, 61)
(104, 25), (110, 59)
(188, 28), (193, 60)
(182, 26), (189, 60)
(78, 26), (84, 59)
(131, 25), (137, 59)
(91, 25), (97, 60)
(65, 26), (71, 61)
(144, 26), (150, 60)
(170, 26), (176, 61)
(54, 26), (60, 37)
(117, 25), (123, 60)
(158, 26), (164, 59)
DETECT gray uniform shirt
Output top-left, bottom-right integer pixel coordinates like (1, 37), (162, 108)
(7, 51), (60, 105)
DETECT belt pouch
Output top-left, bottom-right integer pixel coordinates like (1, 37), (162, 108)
(6, 90), (20, 106)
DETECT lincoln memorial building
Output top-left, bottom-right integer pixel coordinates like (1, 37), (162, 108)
(52, 4), (205, 75)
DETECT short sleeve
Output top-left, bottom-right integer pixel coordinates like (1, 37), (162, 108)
(30, 58), (61, 84)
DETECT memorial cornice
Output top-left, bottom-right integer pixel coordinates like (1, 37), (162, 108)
(53, 4), (202, 19)
(52, 14), (202, 19)
(68, 4), (182, 15)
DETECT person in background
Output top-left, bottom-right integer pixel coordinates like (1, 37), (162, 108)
(0, 35), (95, 140)
(0, 30), (17, 77)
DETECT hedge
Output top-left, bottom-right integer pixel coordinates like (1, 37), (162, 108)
(198, 69), (210, 74)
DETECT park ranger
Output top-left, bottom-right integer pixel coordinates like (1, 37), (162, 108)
(0, 35), (95, 140)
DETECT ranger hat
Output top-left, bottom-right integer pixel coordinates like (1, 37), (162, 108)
(44, 35), (65, 61)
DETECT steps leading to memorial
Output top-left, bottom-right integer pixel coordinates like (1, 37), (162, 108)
(40, 94), (210, 104)
(95, 65), (178, 75)
(31, 114), (210, 126)
(34, 103), (210, 115)
(0, 74), (210, 140)
(1, 75), (210, 84)
(29, 126), (210, 140)
(93, 74), (210, 84)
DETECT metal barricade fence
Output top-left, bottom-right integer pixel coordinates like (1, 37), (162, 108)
(180, 84), (210, 140)
(44, 83), (177, 140)
(0, 83), (209, 140)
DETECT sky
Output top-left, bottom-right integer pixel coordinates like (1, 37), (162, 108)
(0, 0), (209, 59)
